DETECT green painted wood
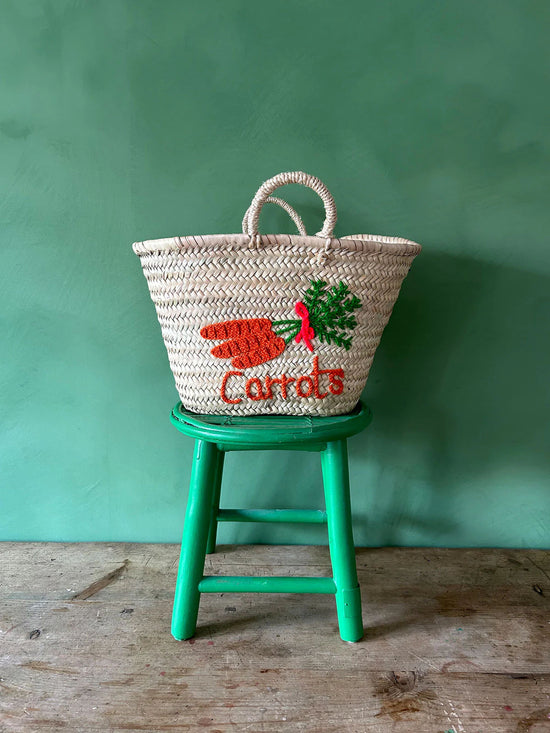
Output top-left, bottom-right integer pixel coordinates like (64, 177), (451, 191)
(170, 402), (372, 446)
(205, 449), (224, 555)
(198, 575), (336, 594)
(321, 440), (364, 642)
(171, 440), (220, 640)
(217, 509), (328, 524)
(2, 1), (550, 548)
(215, 442), (328, 453)
(171, 410), (367, 638)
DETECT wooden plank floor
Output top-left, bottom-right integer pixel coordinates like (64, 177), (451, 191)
(1, 544), (550, 732)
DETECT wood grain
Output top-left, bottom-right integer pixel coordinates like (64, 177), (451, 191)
(1, 543), (549, 731)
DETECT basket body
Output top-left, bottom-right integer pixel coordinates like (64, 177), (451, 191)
(133, 232), (420, 416)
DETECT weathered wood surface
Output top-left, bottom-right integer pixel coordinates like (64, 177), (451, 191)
(1, 543), (550, 732)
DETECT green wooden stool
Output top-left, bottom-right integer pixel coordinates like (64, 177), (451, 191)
(169, 401), (372, 642)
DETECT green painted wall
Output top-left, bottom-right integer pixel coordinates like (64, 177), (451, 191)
(1, 1), (549, 546)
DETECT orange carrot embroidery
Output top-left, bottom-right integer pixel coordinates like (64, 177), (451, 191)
(231, 337), (285, 369)
(200, 281), (362, 370)
(211, 332), (278, 360)
(200, 318), (271, 340)
(201, 317), (284, 368)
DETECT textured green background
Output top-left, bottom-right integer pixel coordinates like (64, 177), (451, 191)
(1, 1), (549, 546)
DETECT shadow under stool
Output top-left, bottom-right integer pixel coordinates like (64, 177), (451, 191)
(169, 401), (372, 642)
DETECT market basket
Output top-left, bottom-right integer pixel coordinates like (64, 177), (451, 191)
(133, 171), (421, 416)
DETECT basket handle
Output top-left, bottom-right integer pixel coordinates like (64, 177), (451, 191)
(242, 196), (307, 236)
(244, 171), (337, 238)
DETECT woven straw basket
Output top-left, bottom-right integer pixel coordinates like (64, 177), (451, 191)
(133, 171), (421, 416)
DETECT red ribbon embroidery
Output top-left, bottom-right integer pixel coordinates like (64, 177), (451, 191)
(294, 301), (315, 352)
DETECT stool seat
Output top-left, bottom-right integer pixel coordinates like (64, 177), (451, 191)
(171, 402), (372, 449)
(169, 400), (372, 643)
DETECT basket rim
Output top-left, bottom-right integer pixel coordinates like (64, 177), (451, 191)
(132, 232), (422, 257)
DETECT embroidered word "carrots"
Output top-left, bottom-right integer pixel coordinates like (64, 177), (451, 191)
(220, 356), (345, 404)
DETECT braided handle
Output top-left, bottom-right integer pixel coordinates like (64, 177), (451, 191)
(242, 196), (307, 236)
(245, 171), (337, 238)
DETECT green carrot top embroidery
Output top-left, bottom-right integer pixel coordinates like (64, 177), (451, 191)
(272, 280), (362, 351)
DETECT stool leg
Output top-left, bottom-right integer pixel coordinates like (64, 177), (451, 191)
(205, 449), (225, 554)
(171, 439), (219, 640)
(321, 439), (363, 642)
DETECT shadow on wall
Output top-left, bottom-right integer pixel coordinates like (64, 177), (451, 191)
(352, 247), (550, 547)
(228, 247), (550, 547)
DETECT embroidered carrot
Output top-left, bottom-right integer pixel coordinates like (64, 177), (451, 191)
(231, 337), (285, 369)
(200, 318), (271, 340)
(200, 281), (362, 370)
(211, 331), (280, 360)
(201, 318), (284, 368)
